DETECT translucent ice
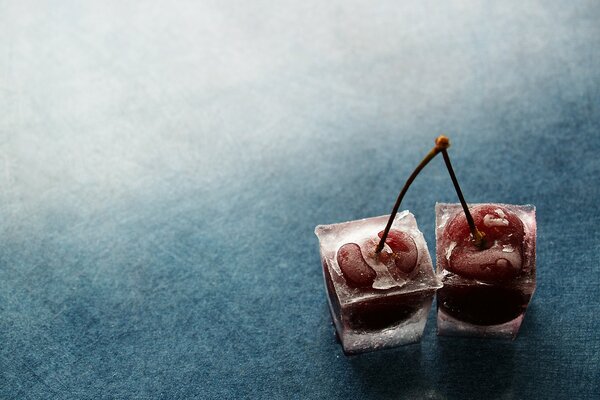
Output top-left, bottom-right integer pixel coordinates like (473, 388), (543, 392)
(315, 211), (441, 354)
(435, 203), (536, 339)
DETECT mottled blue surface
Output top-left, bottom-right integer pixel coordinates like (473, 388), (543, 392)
(1, 1), (599, 399)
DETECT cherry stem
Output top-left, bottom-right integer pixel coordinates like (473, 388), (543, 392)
(376, 135), (450, 253)
(440, 148), (486, 248)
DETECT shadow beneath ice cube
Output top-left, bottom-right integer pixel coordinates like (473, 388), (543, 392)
(346, 344), (441, 399)
(435, 336), (516, 399)
(318, 301), (438, 398)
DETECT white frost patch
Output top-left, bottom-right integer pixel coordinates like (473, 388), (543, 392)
(502, 245), (514, 253)
(359, 238), (405, 290)
(495, 208), (506, 218)
(445, 241), (457, 261)
(483, 213), (509, 227)
(396, 210), (410, 221)
(372, 272), (403, 290)
(437, 212), (451, 229)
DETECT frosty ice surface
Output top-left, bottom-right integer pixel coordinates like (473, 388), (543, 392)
(315, 211), (441, 355)
(435, 203), (536, 338)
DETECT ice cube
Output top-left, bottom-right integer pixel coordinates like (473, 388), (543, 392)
(435, 203), (536, 339)
(315, 211), (441, 355)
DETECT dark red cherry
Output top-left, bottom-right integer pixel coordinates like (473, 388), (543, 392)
(377, 229), (418, 274)
(336, 243), (376, 288)
(344, 291), (429, 331)
(445, 205), (524, 248)
(442, 205), (525, 282)
(437, 284), (530, 326)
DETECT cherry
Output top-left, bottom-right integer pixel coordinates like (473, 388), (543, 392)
(336, 243), (376, 288)
(335, 229), (418, 289)
(377, 229), (418, 274)
(442, 205), (525, 282)
(437, 284), (530, 326)
(345, 291), (429, 331)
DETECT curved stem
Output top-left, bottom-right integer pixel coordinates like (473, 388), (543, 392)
(376, 136), (449, 253)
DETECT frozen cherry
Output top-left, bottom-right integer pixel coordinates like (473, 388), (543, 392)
(437, 284), (530, 326)
(377, 229), (418, 274)
(336, 243), (377, 288)
(445, 205), (524, 248)
(443, 205), (525, 282)
(345, 291), (428, 331)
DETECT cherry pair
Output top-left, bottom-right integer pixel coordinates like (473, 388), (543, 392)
(315, 137), (536, 355)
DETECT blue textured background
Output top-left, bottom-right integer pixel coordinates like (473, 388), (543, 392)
(1, 1), (599, 399)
